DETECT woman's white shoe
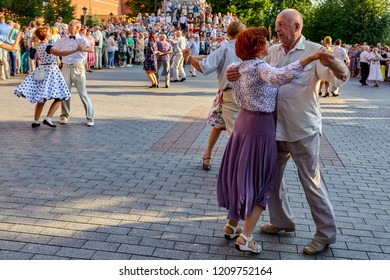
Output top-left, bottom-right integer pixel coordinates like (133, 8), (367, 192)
(224, 223), (241, 240)
(235, 233), (262, 254)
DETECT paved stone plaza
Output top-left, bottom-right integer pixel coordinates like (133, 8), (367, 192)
(0, 65), (389, 260)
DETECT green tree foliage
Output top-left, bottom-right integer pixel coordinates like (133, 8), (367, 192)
(312, 0), (390, 44)
(10, 0), (44, 26)
(230, 0), (272, 27)
(125, 0), (156, 17)
(208, 0), (315, 38)
(44, 0), (76, 25)
(0, 0), (13, 13)
(207, 0), (232, 15)
(86, 14), (101, 27)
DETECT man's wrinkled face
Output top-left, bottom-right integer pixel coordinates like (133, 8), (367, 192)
(275, 14), (296, 46)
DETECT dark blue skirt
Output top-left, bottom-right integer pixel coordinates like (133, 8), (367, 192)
(216, 109), (278, 221)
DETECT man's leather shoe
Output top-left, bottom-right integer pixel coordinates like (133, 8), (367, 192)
(303, 239), (329, 255)
(180, 78), (186, 82)
(260, 223), (295, 234)
(59, 116), (68, 124)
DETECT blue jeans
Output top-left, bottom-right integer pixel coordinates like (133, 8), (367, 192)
(108, 51), (115, 67)
(8, 51), (16, 75)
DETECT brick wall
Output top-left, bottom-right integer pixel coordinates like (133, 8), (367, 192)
(72, 0), (130, 18)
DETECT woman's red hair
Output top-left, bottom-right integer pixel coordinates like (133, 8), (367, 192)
(235, 27), (268, 61)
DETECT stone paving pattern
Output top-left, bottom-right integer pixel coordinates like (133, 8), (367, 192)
(0, 65), (389, 260)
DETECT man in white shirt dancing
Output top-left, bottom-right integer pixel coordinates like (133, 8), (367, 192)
(54, 20), (95, 127)
(170, 30), (187, 82)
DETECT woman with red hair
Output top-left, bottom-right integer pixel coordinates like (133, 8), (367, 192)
(217, 27), (323, 254)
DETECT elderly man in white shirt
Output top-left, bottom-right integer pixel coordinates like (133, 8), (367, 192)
(170, 30), (187, 82)
(359, 45), (371, 85)
(54, 20), (95, 127)
(258, 9), (348, 255)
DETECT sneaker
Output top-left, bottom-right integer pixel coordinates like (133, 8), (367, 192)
(119, 65), (125, 68)
(86, 120), (94, 127)
(59, 116), (68, 124)
(126, 64), (133, 68)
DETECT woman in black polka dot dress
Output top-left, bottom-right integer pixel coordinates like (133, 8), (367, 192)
(15, 26), (82, 128)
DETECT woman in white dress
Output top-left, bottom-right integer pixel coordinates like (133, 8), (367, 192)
(368, 48), (386, 87)
(15, 26), (82, 128)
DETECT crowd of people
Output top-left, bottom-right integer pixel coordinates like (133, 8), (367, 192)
(1, 2), (390, 87)
(318, 37), (390, 93)
(0, 1), (388, 257)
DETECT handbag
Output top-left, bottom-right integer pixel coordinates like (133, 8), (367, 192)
(33, 67), (46, 82)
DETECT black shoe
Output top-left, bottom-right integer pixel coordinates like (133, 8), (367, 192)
(202, 157), (211, 171)
(359, 80), (364, 85)
(31, 122), (40, 128)
(156, 84), (159, 88)
(149, 84), (157, 88)
(165, 85), (169, 88)
(43, 119), (57, 128)
(319, 91), (323, 96)
(171, 80), (179, 82)
(323, 92), (330, 98)
(331, 91), (339, 97)
(180, 78), (186, 82)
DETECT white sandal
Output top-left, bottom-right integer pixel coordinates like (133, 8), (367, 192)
(235, 233), (262, 254)
(224, 223), (241, 240)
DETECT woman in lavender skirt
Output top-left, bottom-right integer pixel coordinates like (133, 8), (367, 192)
(217, 27), (324, 254)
